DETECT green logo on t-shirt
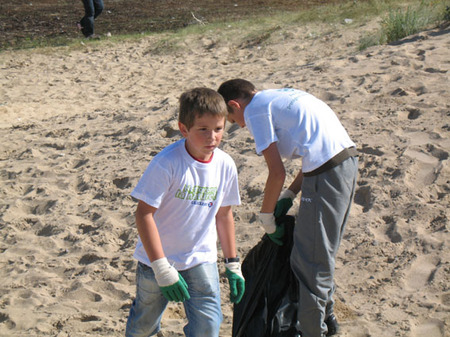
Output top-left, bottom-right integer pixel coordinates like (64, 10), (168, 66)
(175, 184), (217, 201)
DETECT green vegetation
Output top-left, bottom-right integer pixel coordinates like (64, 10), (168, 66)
(359, 1), (449, 50)
(140, 0), (450, 55)
(3, 0), (449, 52)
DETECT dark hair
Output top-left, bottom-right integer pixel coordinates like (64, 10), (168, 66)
(217, 79), (256, 104)
(179, 87), (228, 130)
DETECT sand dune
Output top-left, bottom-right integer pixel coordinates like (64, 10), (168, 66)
(0, 17), (449, 336)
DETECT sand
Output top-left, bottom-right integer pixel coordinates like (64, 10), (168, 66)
(0, 16), (449, 337)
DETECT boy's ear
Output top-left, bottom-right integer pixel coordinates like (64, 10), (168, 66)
(178, 121), (188, 137)
(227, 100), (240, 111)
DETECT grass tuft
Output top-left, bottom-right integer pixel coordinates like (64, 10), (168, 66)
(358, 0), (449, 50)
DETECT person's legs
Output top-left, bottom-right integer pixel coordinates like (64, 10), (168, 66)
(181, 262), (222, 337)
(93, 0), (104, 19)
(126, 262), (168, 337)
(291, 157), (358, 337)
(325, 157), (358, 320)
(80, 0), (95, 37)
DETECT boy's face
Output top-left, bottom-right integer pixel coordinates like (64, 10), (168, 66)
(179, 113), (225, 161)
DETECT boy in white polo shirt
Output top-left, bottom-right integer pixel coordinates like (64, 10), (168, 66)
(218, 79), (358, 337)
(125, 87), (244, 337)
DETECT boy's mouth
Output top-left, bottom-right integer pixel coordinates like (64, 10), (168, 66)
(205, 144), (217, 150)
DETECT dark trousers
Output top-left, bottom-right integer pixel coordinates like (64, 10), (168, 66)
(80, 0), (104, 37)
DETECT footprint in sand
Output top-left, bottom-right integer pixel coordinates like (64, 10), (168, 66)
(31, 199), (58, 215)
(404, 256), (447, 336)
(113, 176), (132, 190)
(37, 224), (64, 237)
(403, 148), (440, 188)
(405, 107), (421, 120)
(412, 319), (446, 337)
(354, 184), (373, 213)
(405, 255), (439, 292)
(382, 215), (402, 243)
(0, 312), (16, 329)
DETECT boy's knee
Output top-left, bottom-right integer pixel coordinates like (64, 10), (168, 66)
(126, 315), (160, 337)
(95, 6), (103, 16)
(93, 0), (104, 17)
(184, 321), (220, 337)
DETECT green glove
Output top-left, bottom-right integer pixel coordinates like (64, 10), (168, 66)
(267, 223), (285, 246)
(259, 212), (285, 246)
(160, 274), (190, 302)
(274, 189), (296, 218)
(225, 262), (245, 304)
(152, 257), (190, 302)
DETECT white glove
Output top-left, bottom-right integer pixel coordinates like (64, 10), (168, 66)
(151, 257), (179, 287)
(225, 261), (244, 279)
(152, 257), (190, 302)
(258, 212), (276, 234)
(278, 189), (296, 201)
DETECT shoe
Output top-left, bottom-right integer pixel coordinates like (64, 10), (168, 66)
(86, 34), (100, 40)
(77, 22), (90, 38)
(325, 314), (339, 336)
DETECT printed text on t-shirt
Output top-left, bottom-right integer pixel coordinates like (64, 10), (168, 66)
(175, 184), (218, 201)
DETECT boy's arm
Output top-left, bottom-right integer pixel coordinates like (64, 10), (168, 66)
(135, 200), (164, 262)
(258, 142), (285, 236)
(288, 169), (303, 195)
(216, 206), (237, 259)
(273, 169), (302, 219)
(261, 142), (286, 214)
(216, 206), (245, 304)
(136, 200), (190, 302)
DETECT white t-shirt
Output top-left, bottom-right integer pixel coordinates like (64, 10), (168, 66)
(244, 89), (355, 173)
(131, 139), (241, 271)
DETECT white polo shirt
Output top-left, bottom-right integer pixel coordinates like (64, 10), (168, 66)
(244, 89), (355, 173)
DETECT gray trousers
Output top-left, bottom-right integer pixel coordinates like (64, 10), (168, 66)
(291, 156), (358, 337)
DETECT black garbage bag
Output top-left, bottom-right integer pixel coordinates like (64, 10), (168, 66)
(232, 215), (300, 337)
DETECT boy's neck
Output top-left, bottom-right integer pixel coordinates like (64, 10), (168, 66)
(192, 153), (214, 163)
(242, 91), (257, 109)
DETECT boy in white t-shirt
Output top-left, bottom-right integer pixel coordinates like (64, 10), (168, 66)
(125, 88), (244, 337)
(218, 79), (358, 337)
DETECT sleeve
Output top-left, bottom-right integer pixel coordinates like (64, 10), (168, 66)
(220, 156), (241, 207)
(131, 159), (171, 208)
(246, 107), (278, 155)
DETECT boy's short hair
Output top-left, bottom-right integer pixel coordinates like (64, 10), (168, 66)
(217, 79), (256, 105)
(179, 87), (228, 130)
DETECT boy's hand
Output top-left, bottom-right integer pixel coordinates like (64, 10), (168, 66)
(159, 275), (190, 302)
(274, 189), (296, 218)
(152, 257), (190, 302)
(259, 212), (276, 234)
(259, 212), (284, 246)
(268, 223), (285, 246)
(225, 262), (245, 304)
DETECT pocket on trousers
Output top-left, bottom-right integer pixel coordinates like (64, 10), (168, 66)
(136, 262), (161, 305)
(185, 263), (219, 297)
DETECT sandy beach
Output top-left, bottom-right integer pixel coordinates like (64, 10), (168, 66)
(0, 13), (449, 337)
